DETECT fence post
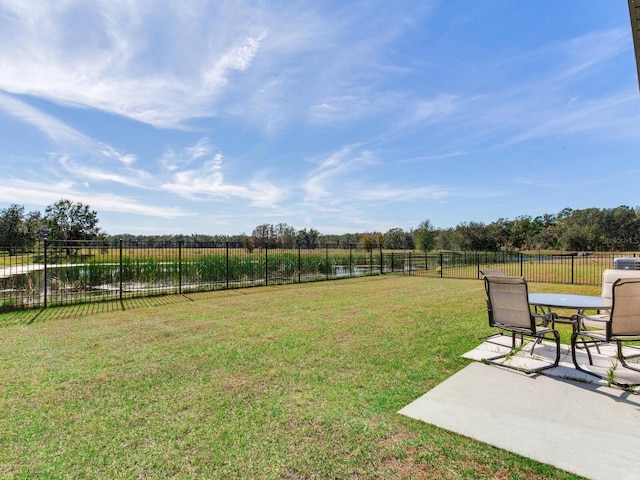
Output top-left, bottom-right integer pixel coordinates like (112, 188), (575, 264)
(178, 240), (183, 294)
(349, 243), (353, 277)
(476, 253), (480, 279)
(43, 239), (48, 308)
(571, 254), (575, 284)
(119, 239), (123, 303)
(408, 251), (412, 276)
(298, 245), (301, 283)
(265, 243), (269, 286)
(439, 253), (443, 277)
(369, 247), (373, 275)
(325, 244), (329, 280)
(225, 242), (229, 289)
(379, 244), (383, 275)
(520, 253), (523, 277)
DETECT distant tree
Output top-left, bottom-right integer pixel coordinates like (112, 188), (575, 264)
(384, 228), (407, 249)
(242, 235), (254, 253)
(414, 220), (436, 252)
(296, 228), (319, 249)
(251, 224), (273, 248)
(23, 210), (44, 250)
(360, 233), (376, 252)
(434, 227), (455, 250)
(0, 204), (27, 255)
(531, 214), (559, 250)
(44, 199), (100, 243)
(375, 232), (384, 249)
(274, 223), (297, 248)
(556, 208), (603, 250)
(600, 206), (640, 250)
(456, 221), (497, 251)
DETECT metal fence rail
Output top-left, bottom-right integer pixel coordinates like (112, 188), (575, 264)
(388, 251), (638, 286)
(0, 240), (637, 312)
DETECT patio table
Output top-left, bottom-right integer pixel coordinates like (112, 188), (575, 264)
(528, 293), (612, 329)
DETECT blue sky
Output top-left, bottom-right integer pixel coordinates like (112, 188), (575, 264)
(1, 1), (638, 236)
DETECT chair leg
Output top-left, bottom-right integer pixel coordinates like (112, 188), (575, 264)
(571, 335), (636, 391)
(482, 331), (559, 375)
(571, 332), (598, 378)
(617, 341), (640, 374)
(581, 338), (594, 365)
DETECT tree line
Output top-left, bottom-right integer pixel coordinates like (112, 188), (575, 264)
(1, 200), (639, 256)
(0, 200), (100, 256)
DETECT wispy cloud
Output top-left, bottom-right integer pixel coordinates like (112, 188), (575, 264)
(359, 185), (451, 202)
(303, 144), (377, 202)
(428, 27), (637, 151)
(0, 1), (439, 135)
(0, 92), (156, 189)
(0, 179), (186, 219)
(98, 144), (137, 166)
(160, 139), (284, 207)
(0, 1), (272, 128)
(497, 91), (639, 147)
(0, 92), (92, 149)
(399, 94), (462, 127)
(57, 155), (153, 189)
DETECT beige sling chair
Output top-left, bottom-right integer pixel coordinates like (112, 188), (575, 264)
(483, 275), (560, 374)
(571, 277), (640, 390)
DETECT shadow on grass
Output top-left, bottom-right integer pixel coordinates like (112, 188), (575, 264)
(0, 294), (196, 326)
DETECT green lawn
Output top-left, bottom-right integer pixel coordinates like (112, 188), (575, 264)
(0, 276), (594, 479)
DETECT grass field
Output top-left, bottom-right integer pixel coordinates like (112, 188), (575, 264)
(0, 276), (596, 479)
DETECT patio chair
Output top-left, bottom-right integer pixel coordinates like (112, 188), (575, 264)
(571, 277), (640, 389)
(479, 269), (505, 278)
(600, 268), (640, 302)
(577, 268), (640, 338)
(483, 275), (560, 374)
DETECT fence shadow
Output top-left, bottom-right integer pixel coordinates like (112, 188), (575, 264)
(0, 294), (194, 326)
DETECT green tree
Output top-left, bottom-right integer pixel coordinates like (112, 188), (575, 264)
(455, 221), (497, 251)
(600, 206), (640, 250)
(44, 199), (100, 244)
(556, 208), (603, 251)
(0, 204), (27, 255)
(434, 227), (455, 250)
(383, 228), (406, 249)
(359, 233), (376, 252)
(531, 214), (558, 250)
(275, 223), (297, 248)
(297, 228), (319, 249)
(251, 224), (273, 248)
(414, 220), (436, 252)
(242, 235), (254, 253)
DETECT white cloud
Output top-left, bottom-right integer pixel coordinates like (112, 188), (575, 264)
(303, 145), (374, 202)
(0, 179), (186, 219)
(0, 1), (272, 128)
(359, 185), (451, 202)
(98, 144), (137, 166)
(401, 94), (461, 127)
(57, 155), (152, 189)
(0, 92), (92, 149)
(161, 148), (284, 208)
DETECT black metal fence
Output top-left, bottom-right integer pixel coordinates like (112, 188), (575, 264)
(397, 251), (638, 285)
(1, 240), (638, 312)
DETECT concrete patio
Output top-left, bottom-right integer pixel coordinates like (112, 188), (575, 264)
(399, 338), (640, 480)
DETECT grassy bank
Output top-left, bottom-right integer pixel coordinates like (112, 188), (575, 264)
(0, 276), (592, 478)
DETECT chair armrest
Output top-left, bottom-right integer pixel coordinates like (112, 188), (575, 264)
(571, 313), (610, 331)
(533, 311), (557, 328)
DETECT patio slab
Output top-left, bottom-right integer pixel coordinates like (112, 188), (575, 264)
(399, 341), (640, 480)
